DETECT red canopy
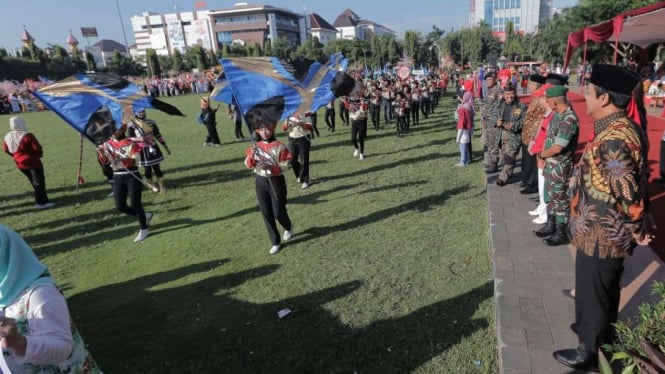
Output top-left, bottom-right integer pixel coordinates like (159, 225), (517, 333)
(563, 1), (665, 70)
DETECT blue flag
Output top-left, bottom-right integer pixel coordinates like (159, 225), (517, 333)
(32, 73), (184, 145)
(218, 53), (347, 119)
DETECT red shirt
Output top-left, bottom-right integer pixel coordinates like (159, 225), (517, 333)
(3, 133), (43, 170)
(531, 112), (554, 154)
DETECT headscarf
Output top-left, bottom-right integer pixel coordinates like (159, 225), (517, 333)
(0, 224), (53, 308)
(4, 116), (28, 154)
(461, 91), (475, 119)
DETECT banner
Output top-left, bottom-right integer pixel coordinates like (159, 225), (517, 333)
(167, 20), (186, 52)
(80, 27), (98, 37)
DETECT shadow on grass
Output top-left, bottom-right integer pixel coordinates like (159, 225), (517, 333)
(66, 259), (491, 373)
(287, 185), (469, 246)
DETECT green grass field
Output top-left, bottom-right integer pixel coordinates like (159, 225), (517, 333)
(0, 92), (496, 373)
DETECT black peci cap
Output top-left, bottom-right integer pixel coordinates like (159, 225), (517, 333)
(588, 64), (640, 95)
(545, 73), (568, 86)
(529, 74), (547, 84)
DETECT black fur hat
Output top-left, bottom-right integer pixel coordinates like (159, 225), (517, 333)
(245, 96), (285, 130)
(331, 72), (357, 98)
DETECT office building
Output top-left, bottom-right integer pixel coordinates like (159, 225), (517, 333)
(469, 0), (553, 35)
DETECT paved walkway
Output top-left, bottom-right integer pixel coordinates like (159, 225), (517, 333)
(488, 170), (665, 373)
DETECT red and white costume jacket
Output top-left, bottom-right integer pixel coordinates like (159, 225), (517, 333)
(244, 140), (292, 177)
(97, 138), (142, 173)
(282, 113), (313, 139)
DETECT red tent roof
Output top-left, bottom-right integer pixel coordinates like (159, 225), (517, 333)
(563, 1), (665, 70)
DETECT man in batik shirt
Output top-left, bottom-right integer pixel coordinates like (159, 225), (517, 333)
(552, 64), (654, 371)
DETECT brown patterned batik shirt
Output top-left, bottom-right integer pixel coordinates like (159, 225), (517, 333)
(568, 111), (648, 258)
(521, 96), (546, 145)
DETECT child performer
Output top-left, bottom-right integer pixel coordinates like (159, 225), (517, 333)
(283, 112), (314, 189)
(243, 98), (294, 255)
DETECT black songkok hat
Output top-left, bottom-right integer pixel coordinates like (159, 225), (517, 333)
(529, 74), (547, 84)
(588, 64), (640, 95)
(245, 96), (285, 130)
(545, 73), (568, 86)
(484, 71), (497, 80)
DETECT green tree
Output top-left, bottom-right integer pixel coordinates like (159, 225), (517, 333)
(146, 49), (162, 77)
(172, 49), (184, 72)
(271, 37), (295, 60)
(295, 37), (325, 62)
(403, 30), (421, 61)
(84, 51), (96, 72)
(501, 21), (522, 61)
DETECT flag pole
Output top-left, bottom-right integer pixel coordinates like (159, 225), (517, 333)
(75, 134), (84, 191)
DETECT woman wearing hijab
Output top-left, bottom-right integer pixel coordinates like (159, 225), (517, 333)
(2, 116), (55, 209)
(0, 224), (102, 372)
(455, 91), (475, 166)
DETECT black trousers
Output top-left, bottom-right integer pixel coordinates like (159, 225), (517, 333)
(205, 122), (221, 145)
(351, 119), (367, 153)
(310, 112), (320, 137)
(574, 248), (624, 356)
(325, 108), (335, 131)
(143, 164), (163, 180)
(521, 148), (538, 187)
(339, 101), (349, 125)
(20, 167), (49, 204)
(411, 101), (420, 125)
(288, 135), (311, 183)
(370, 103), (380, 130)
(255, 175), (291, 246)
(234, 118), (244, 139)
(113, 170), (148, 229)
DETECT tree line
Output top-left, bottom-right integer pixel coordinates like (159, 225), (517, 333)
(0, 0), (662, 82)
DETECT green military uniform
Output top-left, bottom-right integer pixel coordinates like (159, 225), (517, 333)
(543, 106), (579, 224)
(493, 99), (526, 183)
(481, 84), (502, 170)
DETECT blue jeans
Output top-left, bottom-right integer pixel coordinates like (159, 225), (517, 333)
(459, 143), (470, 165)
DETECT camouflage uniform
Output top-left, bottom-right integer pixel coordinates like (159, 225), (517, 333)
(481, 84), (502, 169)
(493, 99), (526, 183)
(543, 106), (579, 224)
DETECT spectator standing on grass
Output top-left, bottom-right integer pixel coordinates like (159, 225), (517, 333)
(455, 90), (475, 166)
(553, 63), (654, 372)
(3, 116), (55, 209)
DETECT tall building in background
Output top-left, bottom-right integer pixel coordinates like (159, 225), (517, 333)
(130, 9), (212, 58)
(209, 2), (306, 51)
(469, 0), (553, 37)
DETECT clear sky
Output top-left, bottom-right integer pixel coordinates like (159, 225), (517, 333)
(0, 0), (579, 53)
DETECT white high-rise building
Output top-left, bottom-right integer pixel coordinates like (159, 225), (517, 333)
(469, 0), (553, 35)
(130, 10), (213, 58)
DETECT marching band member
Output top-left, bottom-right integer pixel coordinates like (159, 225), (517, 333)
(244, 98), (294, 255)
(283, 112), (314, 189)
(97, 124), (153, 243)
(126, 109), (172, 192)
(393, 91), (408, 137)
(345, 83), (370, 160)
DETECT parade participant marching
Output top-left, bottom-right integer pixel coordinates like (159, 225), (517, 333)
(243, 97), (294, 255)
(533, 85), (579, 246)
(492, 84), (526, 186)
(324, 100), (336, 132)
(481, 72), (502, 171)
(283, 112), (313, 189)
(97, 124), (153, 243)
(126, 108), (172, 193)
(345, 82), (370, 159)
(201, 97), (222, 146)
(553, 64), (653, 372)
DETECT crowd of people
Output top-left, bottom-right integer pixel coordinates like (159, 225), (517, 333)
(0, 56), (660, 371)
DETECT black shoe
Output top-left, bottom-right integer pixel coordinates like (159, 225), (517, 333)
(534, 215), (556, 238)
(520, 186), (538, 194)
(553, 349), (598, 371)
(544, 223), (569, 246)
(495, 179), (506, 187)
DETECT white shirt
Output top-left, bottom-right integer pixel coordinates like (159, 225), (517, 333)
(2, 285), (73, 373)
